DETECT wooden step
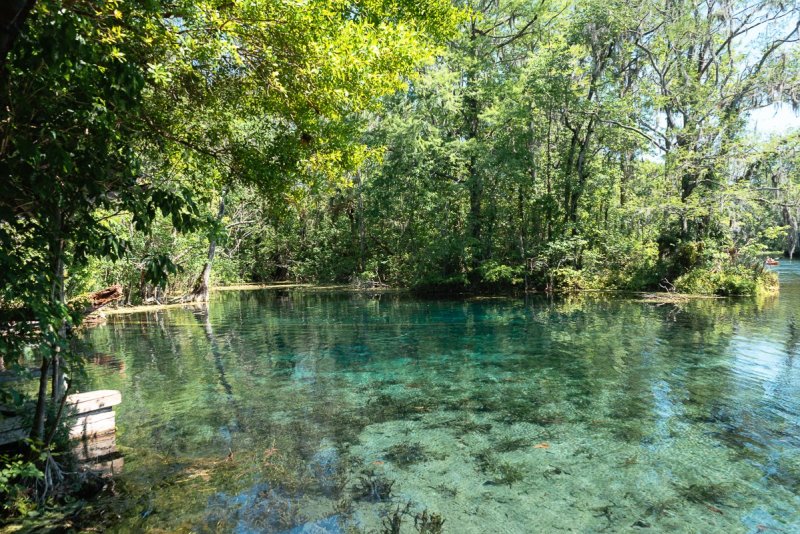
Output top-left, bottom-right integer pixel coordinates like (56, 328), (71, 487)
(0, 390), (121, 445)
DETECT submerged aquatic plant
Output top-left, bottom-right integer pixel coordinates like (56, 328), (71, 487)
(333, 497), (354, 522)
(381, 501), (413, 534)
(379, 502), (445, 534)
(309, 447), (351, 499)
(642, 498), (678, 519)
(677, 482), (730, 505)
(385, 442), (428, 468)
(368, 392), (434, 423)
(473, 450), (524, 485)
(493, 461), (524, 486)
(493, 436), (529, 452)
(432, 482), (458, 497)
(448, 416), (493, 435)
(352, 468), (395, 502)
(473, 450), (496, 474)
(414, 508), (445, 533)
(205, 484), (307, 532)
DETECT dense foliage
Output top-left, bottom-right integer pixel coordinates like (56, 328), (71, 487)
(81, 0), (800, 300)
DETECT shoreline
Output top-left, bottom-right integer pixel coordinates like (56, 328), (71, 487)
(96, 284), (754, 316)
(99, 282), (397, 315)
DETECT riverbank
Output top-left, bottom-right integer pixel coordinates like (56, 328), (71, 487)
(100, 283), (364, 315)
(93, 284), (765, 319)
(94, 259), (781, 317)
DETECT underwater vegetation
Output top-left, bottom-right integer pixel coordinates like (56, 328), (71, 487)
(473, 450), (525, 486)
(382, 502), (412, 534)
(492, 436), (529, 452)
(677, 482), (730, 506)
(384, 442), (437, 468)
(441, 415), (493, 435)
(415, 508), (445, 533)
(491, 461), (525, 486)
(333, 496), (355, 518)
(309, 448), (352, 499)
(352, 468), (395, 502)
(381, 502), (446, 534)
(612, 422), (647, 443)
(496, 398), (568, 427)
(204, 484), (307, 532)
(367, 392), (436, 423)
(259, 447), (317, 495)
(642, 497), (679, 520)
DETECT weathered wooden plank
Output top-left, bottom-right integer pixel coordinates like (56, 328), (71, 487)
(67, 390), (121, 414)
(73, 433), (116, 461)
(1, 389), (121, 446)
(0, 416), (26, 446)
(70, 409), (115, 428)
(69, 410), (116, 440)
(86, 456), (124, 477)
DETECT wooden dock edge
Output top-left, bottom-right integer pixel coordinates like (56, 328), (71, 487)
(0, 390), (122, 455)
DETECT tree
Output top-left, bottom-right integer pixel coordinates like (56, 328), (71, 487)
(137, 0), (460, 300)
(631, 0), (800, 252)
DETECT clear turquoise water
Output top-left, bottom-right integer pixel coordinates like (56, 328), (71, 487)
(82, 264), (800, 533)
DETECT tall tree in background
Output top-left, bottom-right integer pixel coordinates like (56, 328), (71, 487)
(631, 0), (800, 270)
(137, 0), (459, 300)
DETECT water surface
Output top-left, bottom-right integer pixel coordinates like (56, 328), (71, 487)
(82, 264), (800, 532)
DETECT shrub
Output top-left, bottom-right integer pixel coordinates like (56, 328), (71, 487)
(479, 261), (523, 287)
(0, 454), (43, 518)
(674, 265), (778, 296)
(550, 267), (588, 292)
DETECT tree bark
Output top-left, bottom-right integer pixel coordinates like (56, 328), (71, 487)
(51, 234), (66, 403)
(783, 205), (797, 259)
(30, 354), (50, 441)
(188, 190), (226, 302)
(464, 26), (482, 280)
(32, 213), (70, 441)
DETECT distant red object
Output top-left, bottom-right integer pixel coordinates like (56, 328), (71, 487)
(765, 258), (779, 266)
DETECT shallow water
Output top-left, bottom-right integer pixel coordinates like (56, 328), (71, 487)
(81, 264), (800, 533)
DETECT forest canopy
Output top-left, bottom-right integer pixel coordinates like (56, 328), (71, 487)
(8, 0), (791, 305)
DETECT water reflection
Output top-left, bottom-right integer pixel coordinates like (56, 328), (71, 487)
(81, 267), (800, 532)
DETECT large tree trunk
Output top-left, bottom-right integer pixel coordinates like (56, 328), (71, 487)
(188, 190), (226, 302)
(31, 221), (66, 441)
(464, 31), (482, 281)
(783, 205), (798, 259)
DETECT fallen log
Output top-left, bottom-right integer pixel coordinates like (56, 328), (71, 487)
(82, 284), (124, 315)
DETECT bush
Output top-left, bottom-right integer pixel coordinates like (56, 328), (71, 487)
(674, 265), (778, 296)
(0, 454), (43, 518)
(479, 262), (523, 287)
(549, 267), (588, 292)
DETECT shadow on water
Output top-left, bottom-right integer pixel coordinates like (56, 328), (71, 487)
(192, 306), (244, 435)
